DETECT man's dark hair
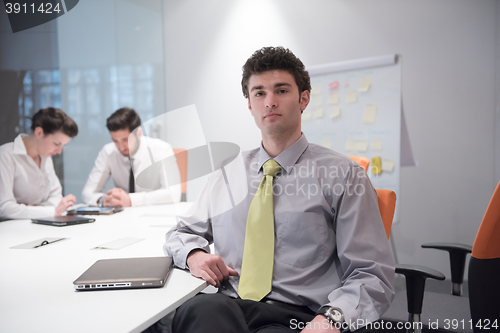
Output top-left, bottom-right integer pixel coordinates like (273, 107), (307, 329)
(30, 107), (78, 138)
(241, 46), (311, 99)
(106, 107), (141, 133)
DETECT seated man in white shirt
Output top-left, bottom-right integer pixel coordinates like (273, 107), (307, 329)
(82, 107), (181, 207)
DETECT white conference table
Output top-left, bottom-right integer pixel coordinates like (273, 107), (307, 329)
(0, 203), (208, 333)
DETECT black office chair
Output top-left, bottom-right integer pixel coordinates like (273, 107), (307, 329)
(468, 182), (500, 332)
(384, 262), (471, 333)
(383, 183), (500, 333)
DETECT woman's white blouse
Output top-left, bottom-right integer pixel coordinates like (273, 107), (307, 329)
(0, 134), (62, 219)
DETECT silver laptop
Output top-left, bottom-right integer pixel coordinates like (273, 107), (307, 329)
(73, 257), (173, 291)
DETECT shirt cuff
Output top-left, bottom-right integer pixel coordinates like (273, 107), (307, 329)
(176, 245), (209, 269)
(86, 193), (104, 206)
(129, 192), (144, 206)
(2, 205), (56, 220)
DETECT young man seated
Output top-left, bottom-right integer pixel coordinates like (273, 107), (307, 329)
(164, 46), (395, 333)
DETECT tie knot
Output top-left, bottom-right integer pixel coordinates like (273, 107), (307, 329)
(263, 159), (281, 177)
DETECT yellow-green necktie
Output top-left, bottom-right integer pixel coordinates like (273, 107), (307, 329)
(238, 159), (281, 301)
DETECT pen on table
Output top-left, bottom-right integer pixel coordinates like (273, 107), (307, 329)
(34, 238), (65, 248)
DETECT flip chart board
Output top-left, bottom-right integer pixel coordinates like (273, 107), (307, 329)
(303, 55), (402, 219)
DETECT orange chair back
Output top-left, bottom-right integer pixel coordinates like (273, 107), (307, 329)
(349, 156), (370, 172)
(376, 189), (397, 239)
(173, 148), (188, 201)
(471, 182), (500, 259)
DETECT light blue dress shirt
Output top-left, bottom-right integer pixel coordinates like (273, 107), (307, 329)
(164, 134), (395, 327)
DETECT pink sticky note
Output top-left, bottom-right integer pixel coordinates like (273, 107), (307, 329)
(328, 81), (339, 90)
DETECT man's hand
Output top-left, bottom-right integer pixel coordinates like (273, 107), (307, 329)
(186, 250), (238, 287)
(55, 194), (77, 216)
(103, 188), (131, 207)
(301, 315), (341, 333)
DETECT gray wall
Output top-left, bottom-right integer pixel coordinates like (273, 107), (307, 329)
(0, 7), (64, 185)
(0, 6), (59, 143)
(163, 0), (499, 276)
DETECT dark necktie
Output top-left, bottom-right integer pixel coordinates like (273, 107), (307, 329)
(129, 159), (135, 193)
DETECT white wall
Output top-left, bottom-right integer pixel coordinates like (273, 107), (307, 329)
(163, 0), (498, 275)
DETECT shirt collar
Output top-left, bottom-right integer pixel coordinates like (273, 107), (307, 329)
(13, 134), (28, 155)
(257, 133), (309, 175)
(130, 135), (149, 161)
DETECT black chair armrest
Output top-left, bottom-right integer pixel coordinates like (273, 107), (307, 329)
(421, 242), (472, 253)
(396, 264), (445, 315)
(422, 242), (472, 295)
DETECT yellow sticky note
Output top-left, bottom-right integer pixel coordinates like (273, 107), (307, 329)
(363, 105), (377, 124)
(302, 112), (312, 122)
(371, 157), (382, 175)
(313, 96), (323, 107)
(320, 140), (331, 149)
(355, 141), (369, 152)
(370, 139), (383, 151)
(312, 83), (322, 95)
(346, 91), (357, 104)
(313, 107), (324, 119)
(358, 76), (372, 92)
(382, 158), (395, 172)
(345, 140), (357, 151)
(328, 92), (339, 104)
(329, 107), (341, 119)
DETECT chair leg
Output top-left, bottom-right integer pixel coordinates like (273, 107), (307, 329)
(407, 314), (422, 333)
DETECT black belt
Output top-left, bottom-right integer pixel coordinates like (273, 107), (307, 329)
(261, 298), (314, 315)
